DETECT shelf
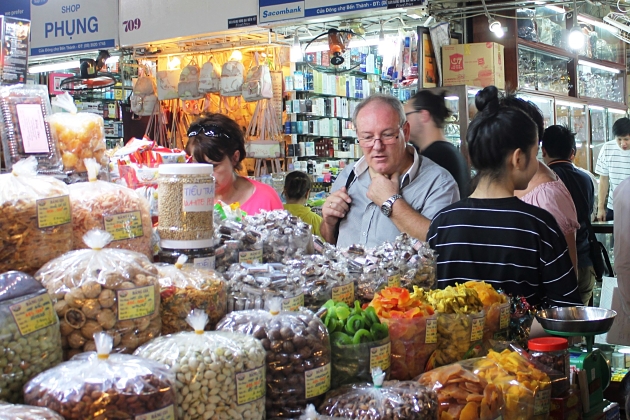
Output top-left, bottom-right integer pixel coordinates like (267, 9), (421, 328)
(517, 39), (576, 60)
(577, 56), (626, 71)
(288, 113), (353, 120)
(577, 96), (628, 109)
(287, 90), (364, 99)
(293, 134), (355, 138)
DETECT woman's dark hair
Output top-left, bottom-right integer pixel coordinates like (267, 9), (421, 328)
(467, 86), (539, 180)
(284, 171), (312, 200)
(186, 113), (246, 170)
(409, 90), (451, 129)
(500, 92), (545, 140)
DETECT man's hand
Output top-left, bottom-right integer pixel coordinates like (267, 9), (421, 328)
(322, 187), (352, 226)
(367, 172), (400, 207)
(596, 206), (607, 222)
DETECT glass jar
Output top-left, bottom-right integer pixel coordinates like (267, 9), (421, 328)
(528, 337), (570, 378)
(158, 164), (214, 242)
(157, 239), (216, 270)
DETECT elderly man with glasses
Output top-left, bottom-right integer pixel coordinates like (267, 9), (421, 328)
(321, 94), (460, 247)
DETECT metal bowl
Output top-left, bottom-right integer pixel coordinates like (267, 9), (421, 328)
(535, 307), (617, 335)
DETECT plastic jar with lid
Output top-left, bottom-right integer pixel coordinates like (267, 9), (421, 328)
(528, 337), (570, 378)
(158, 164), (214, 242)
(158, 238), (216, 270)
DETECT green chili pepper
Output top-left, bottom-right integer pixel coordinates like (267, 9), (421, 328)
(352, 329), (374, 344)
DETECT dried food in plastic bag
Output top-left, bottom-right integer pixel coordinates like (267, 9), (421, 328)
(69, 158), (153, 259)
(24, 332), (176, 420)
(35, 230), (161, 359)
(463, 282), (510, 343)
(319, 368), (439, 419)
(0, 402), (64, 420)
(216, 299), (332, 419)
(0, 157), (73, 275)
(157, 255), (227, 334)
(299, 404), (349, 420)
(135, 310), (266, 420)
(0, 271), (63, 403)
(244, 210), (313, 263)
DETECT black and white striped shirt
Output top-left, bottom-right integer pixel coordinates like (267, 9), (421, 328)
(427, 197), (582, 308)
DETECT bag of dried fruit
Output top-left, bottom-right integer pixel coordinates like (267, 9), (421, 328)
(69, 158), (153, 259)
(24, 332), (176, 420)
(156, 255), (227, 334)
(135, 310), (266, 420)
(216, 298), (332, 419)
(319, 368), (439, 419)
(0, 271), (62, 403)
(463, 282), (510, 343)
(370, 286), (437, 380)
(424, 285), (486, 369)
(35, 230), (161, 360)
(0, 157), (73, 275)
(0, 402), (64, 420)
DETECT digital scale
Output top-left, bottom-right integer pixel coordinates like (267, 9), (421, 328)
(536, 307), (617, 419)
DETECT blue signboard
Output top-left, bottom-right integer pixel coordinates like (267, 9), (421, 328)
(259, 0), (387, 24)
(1, 0), (31, 20)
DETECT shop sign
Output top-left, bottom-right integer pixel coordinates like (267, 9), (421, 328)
(1, 16), (30, 86)
(1, 0), (31, 20)
(386, 0), (426, 8)
(259, 0), (388, 24)
(30, 0), (118, 57)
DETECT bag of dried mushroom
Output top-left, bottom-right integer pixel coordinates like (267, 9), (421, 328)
(24, 332), (177, 420)
(0, 157), (73, 275)
(0, 402), (64, 420)
(156, 255), (227, 335)
(135, 310), (266, 420)
(69, 158), (153, 259)
(35, 229), (161, 360)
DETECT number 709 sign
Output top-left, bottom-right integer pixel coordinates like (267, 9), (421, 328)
(122, 19), (142, 32)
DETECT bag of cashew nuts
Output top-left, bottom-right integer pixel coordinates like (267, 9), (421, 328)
(216, 298), (332, 420)
(0, 402), (64, 420)
(135, 310), (266, 420)
(156, 255), (227, 335)
(24, 332), (176, 420)
(35, 229), (161, 360)
(0, 271), (63, 403)
(318, 368), (439, 419)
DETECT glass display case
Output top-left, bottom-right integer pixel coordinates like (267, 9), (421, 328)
(590, 107), (628, 169)
(517, 6), (566, 49)
(556, 100), (590, 170)
(577, 16), (624, 63)
(518, 46), (571, 95)
(578, 61), (624, 103)
(517, 92), (555, 128)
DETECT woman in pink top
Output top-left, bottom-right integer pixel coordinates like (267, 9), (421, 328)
(186, 114), (283, 215)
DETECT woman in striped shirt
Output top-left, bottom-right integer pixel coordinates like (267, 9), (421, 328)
(427, 86), (581, 308)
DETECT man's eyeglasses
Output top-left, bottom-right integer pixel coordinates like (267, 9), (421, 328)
(187, 123), (231, 139)
(357, 128), (401, 147)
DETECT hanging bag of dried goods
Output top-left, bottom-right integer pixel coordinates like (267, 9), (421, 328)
(424, 285), (486, 369)
(48, 92), (107, 174)
(69, 158), (153, 259)
(320, 300), (391, 389)
(216, 299), (332, 419)
(0, 157), (72, 275)
(370, 287), (437, 380)
(0, 271), (63, 403)
(463, 282), (510, 344)
(0, 402), (64, 420)
(135, 310), (266, 420)
(24, 332), (176, 420)
(156, 255), (227, 334)
(35, 230), (161, 359)
(319, 368), (439, 419)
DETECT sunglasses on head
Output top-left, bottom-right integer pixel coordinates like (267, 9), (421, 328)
(187, 123), (231, 139)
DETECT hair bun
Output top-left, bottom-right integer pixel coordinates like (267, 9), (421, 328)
(475, 85), (500, 115)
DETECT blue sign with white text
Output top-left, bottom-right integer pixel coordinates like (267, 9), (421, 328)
(1, 0), (31, 20)
(259, 0), (386, 24)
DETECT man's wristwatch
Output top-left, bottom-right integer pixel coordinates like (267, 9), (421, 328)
(381, 194), (402, 217)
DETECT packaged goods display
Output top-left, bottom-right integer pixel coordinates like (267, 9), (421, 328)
(0, 402), (64, 420)
(0, 84), (62, 174)
(463, 282), (510, 342)
(527, 337), (570, 396)
(0, 157), (73, 275)
(318, 368), (439, 419)
(35, 230), (161, 359)
(370, 287), (437, 380)
(299, 404), (346, 420)
(24, 332), (177, 420)
(322, 300), (391, 388)
(216, 301), (332, 419)
(69, 159), (153, 259)
(135, 310), (266, 420)
(0, 271), (63, 403)
(48, 93), (107, 173)
(157, 255), (227, 334)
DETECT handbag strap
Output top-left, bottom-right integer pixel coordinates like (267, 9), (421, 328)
(585, 219), (615, 277)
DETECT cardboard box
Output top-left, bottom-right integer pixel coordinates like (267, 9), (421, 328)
(442, 42), (505, 89)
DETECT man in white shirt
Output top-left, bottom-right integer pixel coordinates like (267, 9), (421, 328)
(614, 178), (630, 333)
(595, 118), (630, 221)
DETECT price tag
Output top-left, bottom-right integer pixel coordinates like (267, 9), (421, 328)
(194, 256), (216, 270)
(37, 196), (71, 229)
(499, 303), (510, 330)
(135, 405), (175, 420)
(425, 318), (438, 344)
(104, 211), (144, 241)
(182, 183), (214, 212)
(369, 342), (391, 371)
(534, 388), (551, 416)
(387, 275), (400, 287)
(331, 282), (354, 305)
(304, 363), (331, 399)
(282, 293), (304, 312)
(236, 366), (265, 405)
(239, 249), (263, 264)
(9, 294), (56, 336)
(117, 285), (156, 321)
(471, 315), (485, 342)
(16, 103), (50, 154)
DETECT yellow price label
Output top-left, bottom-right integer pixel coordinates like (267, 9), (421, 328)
(332, 282), (354, 306)
(114, 89), (123, 100)
(471, 315), (485, 342)
(369, 342), (391, 371)
(117, 285), (156, 321)
(304, 363), (331, 399)
(236, 366), (265, 405)
(134, 405), (175, 420)
(9, 294), (56, 336)
(425, 318), (438, 344)
(37, 195), (71, 229)
(499, 303), (510, 330)
(282, 293), (304, 312)
(387, 275), (400, 288)
(239, 249), (263, 264)
(104, 211), (144, 241)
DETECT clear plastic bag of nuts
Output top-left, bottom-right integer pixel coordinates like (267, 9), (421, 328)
(0, 402), (64, 420)
(24, 332), (177, 420)
(135, 310), (267, 420)
(319, 369), (439, 420)
(35, 230), (161, 359)
(0, 271), (63, 403)
(216, 299), (332, 420)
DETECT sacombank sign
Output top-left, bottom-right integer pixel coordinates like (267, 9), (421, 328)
(259, 1), (304, 23)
